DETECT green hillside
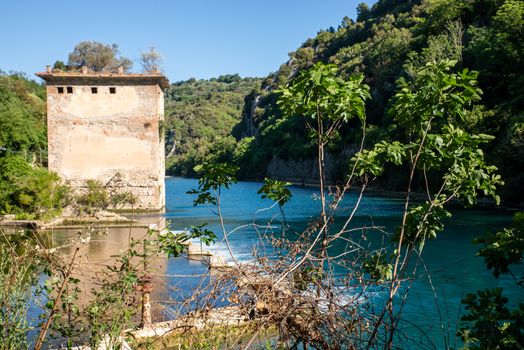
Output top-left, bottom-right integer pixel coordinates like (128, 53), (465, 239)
(0, 71), (47, 158)
(164, 74), (262, 177)
(0, 71), (66, 219)
(231, 0), (524, 203)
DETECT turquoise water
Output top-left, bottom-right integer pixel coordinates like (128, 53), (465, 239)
(160, 177), (519, 348)
(34, 177), (519, 348)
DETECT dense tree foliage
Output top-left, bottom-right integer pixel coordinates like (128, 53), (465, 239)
(138, 46), (163, 73)
(164, 76), (261, 177)
(0, 155), (67, 219)
(65, 41), (133, 72)
(0, 72), (66, 219)
(0, 72), (46, 156)
(222, 0), (524, 203)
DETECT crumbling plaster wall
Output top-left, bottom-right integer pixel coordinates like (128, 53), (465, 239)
(47, 82), (165, 210)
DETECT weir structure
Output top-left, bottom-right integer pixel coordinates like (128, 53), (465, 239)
(36, 66), (169, 211)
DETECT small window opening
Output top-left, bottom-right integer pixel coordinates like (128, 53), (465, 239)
(109, 87), (116, 94)
(57, 87), (64, 94)
(66, 86), (73, 94)
(91, 87), (98, 94)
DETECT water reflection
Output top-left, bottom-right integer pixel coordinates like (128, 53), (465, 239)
(41, 216), (177, 323)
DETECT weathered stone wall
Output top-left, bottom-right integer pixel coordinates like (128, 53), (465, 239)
(46, 81), (165, 210)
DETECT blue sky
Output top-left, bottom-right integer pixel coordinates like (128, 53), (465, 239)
(0, 0), (373, 82)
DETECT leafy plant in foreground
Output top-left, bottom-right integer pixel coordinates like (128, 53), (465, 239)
(0, 239), (40, 350)
(257, 178), (293, 227)
(187, 161), (239, 262)
(459, 211), (524, 349)
(277, 62), (370, 289)
(187, 162), (238, 206)
(351, 60), (503, 347)
(257, 178), (292, 207)
(159, 224), (217, 258)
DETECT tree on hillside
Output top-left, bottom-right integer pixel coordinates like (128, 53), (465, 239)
(67, 41), (133, 72)
(138, 47), (163, 74)
(0, 73), (46, 155)
(356, 2), (370, 21)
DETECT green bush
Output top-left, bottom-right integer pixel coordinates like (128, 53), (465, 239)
(0, 155), (67, 219)
(74, 180), (110, 216)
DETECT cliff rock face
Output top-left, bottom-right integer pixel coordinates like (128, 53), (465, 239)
(236, 85), (358, 184)
(266, 149), (355, 185)
(240, 94), (260, 138)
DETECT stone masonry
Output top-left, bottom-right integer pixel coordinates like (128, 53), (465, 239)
(36, 67), (169, 210)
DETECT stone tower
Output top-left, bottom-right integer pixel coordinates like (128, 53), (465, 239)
(36, 67), (169, 211)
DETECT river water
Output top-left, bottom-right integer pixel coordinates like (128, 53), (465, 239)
(164, 177), (521, 348)
(45, 177), (520, 348)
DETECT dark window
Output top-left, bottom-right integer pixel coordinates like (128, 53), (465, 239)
(91, 87), (98, 94)
(66, 86), (73, 94)
(109, 87), (116, 94)
(57, 87), (64, 94)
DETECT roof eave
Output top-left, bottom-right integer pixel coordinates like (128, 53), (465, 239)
(35, 72), (170, 90)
